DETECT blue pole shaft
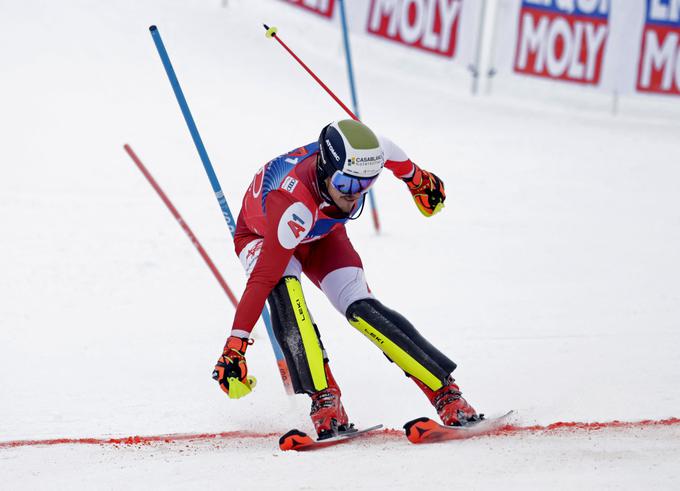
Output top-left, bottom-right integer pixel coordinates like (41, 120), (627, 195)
(337, 1), (381, 233)
(338, 0), (359, 118)
(149, 26), (292, 393)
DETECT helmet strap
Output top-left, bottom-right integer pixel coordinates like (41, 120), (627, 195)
(347, 194), (366, 221)
(316, 154), (335, 204)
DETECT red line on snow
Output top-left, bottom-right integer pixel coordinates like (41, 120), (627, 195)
(494, 417), (680, 436)
(0, 431), (280, 449)
(1, 418), (678, 449)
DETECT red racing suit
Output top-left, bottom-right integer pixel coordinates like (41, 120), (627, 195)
(232, 138), (415, 335)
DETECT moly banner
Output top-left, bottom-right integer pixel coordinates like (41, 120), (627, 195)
(491, 0), (680, 97)
(513, 0), (610, 85)
(365, 0), (465, 58)
(279, 0), (485, 67)
(637, 0), (680, 96)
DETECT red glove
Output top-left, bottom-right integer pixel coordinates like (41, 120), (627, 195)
(212, 336), (256, 399)
(403, 167), (446, 217)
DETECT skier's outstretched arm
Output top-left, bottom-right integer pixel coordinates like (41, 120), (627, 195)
(379, 135), (446, 217)
(213, 190), (312, 399)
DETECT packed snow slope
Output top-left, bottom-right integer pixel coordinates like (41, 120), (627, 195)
(1, 0), (679, 489)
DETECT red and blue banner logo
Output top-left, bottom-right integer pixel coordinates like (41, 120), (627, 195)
(637, 0), (680, 95)
(366, 0), (463, 58)
(280, 0), (335, 18)
(513, 0), (609, 85)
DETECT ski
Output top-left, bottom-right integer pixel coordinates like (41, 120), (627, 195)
(403, 411), (514, 444)
(279, 424), (383, 451)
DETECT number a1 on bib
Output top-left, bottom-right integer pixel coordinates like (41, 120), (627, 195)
(288, 214), (306, 238)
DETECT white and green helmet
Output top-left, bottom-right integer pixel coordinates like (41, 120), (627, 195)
(318, 120), (385, 194)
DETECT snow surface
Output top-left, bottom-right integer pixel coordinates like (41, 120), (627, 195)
(1, 0), (679, 489)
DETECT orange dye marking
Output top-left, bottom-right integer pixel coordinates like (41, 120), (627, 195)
(2, 418), (677, 449)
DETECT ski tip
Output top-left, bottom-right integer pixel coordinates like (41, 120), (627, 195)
(149, 25), (157, 32)
(403, 417), (431, 432)
(279, 429), (314, 451)
(403, 418), (437, 444)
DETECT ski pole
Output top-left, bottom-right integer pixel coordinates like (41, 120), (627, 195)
(123, 143), (239, 308)
(263, 24), (382, 233)
(337, 0), (381, 233)
(149, 25), (294, 395)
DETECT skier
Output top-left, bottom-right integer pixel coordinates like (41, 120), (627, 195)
(212, 120), (479, 439)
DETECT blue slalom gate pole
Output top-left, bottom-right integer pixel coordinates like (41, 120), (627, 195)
(337, 0), (381, 233)
(149, 25), (294, 395)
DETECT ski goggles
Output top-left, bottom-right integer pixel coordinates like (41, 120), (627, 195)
(330, 170), (379, 195)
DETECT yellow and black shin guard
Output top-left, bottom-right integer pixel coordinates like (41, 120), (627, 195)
(346, 299), (457, 391)
(267, 276), (328, 395)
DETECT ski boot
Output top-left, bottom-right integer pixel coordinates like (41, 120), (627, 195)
(309, 363), (352, 440)
(413, 376), (481, 426)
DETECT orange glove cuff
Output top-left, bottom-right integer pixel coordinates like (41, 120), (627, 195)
(225, 336), (252, 354)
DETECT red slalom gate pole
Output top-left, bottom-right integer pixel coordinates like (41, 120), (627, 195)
(264, 24), (358, 120)
(124, 144), (239, 308)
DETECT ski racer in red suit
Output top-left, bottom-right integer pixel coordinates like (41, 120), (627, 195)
(212, 120), (479, 439)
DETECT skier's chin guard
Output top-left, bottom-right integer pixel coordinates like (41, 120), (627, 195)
(345, 298), (457, 391)
(267, 276), (328, 395)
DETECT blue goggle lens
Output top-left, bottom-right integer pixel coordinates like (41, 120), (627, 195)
(330, 171), (378, 195)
